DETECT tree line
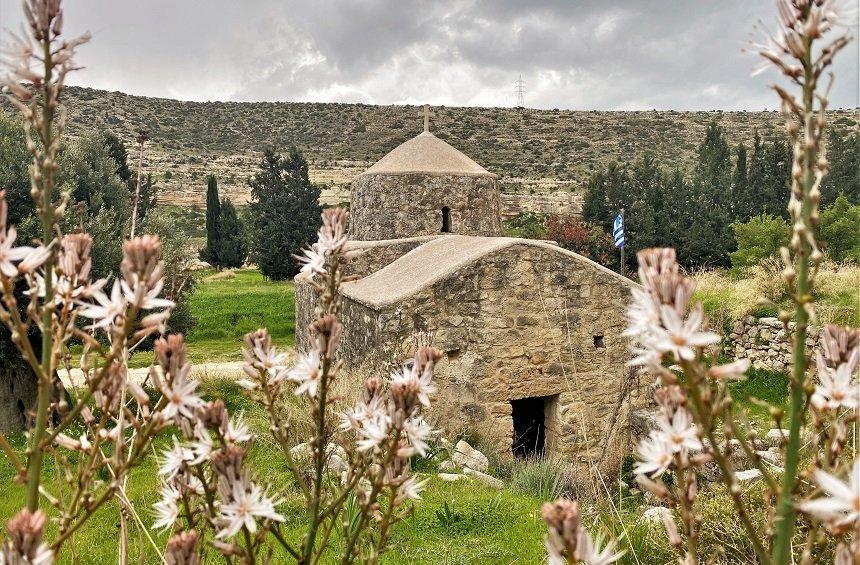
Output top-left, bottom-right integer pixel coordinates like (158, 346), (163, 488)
(199, 147), (321, 280)
(581, 120), (858, 269)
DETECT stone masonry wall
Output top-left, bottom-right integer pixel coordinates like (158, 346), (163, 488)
(321, 185), (583, 221)
(349, 173), (502, 240)
(335, 244), (647, 473)
(725, 316), (823, 373)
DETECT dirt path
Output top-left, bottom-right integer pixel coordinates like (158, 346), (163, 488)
(59, 360), (247, 388)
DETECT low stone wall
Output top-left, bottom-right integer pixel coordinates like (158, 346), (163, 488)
(725, 316), (823, 373)
(499, 192), (582, 219)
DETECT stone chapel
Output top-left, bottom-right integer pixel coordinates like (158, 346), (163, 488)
(296, 115), (647, 474)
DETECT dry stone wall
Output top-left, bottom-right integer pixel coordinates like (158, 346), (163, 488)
(725, 316), (823, 373)
(349, 173), (502, 240)
(499, 192), (582, 219)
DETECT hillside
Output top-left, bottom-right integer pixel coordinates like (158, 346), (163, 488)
(3, 87), (857, 208)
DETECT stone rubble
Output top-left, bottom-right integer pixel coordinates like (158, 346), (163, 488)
(462, 467), (505, 489)
(735, 469), (763, 484)
(451, 440), (490, 473)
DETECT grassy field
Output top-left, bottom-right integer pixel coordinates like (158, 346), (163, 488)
(129, 269), (295, 367)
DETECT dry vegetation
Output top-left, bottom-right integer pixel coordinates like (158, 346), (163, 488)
(693, 261), (860, 329)
(3, 86), (856, 207)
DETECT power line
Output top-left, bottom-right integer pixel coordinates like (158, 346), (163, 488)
(515, 74), (525, 108)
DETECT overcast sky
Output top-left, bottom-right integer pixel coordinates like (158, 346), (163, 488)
(1, 0), (858, 110)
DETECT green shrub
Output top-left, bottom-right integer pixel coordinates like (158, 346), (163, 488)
(819, 194), (860, 263)
(510, 456), (564, 501)
(730, 214), (790, 272)
(502, 212), (547, 239)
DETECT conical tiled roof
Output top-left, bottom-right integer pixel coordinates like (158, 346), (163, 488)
(359, 132), (495, 178)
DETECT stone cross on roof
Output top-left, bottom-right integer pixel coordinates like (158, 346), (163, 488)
(422, 104), (435, 133)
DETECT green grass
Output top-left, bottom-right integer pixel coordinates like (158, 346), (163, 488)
(728, 368), (790, 429)
(129, 269), (295, 367)
(0, 378), (555, 564)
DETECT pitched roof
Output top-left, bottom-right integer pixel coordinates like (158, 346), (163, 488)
(359, 132), (496, 178)
(341, 235), (636, 308)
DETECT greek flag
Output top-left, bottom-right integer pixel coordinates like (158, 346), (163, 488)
(613, 214), (625, 248)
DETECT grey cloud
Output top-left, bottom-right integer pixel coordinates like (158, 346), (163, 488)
(0, 0), (856, 109)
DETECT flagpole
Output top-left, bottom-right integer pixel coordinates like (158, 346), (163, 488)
(620, 208), (625, 279)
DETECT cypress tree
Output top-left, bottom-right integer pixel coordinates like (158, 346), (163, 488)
(249, 147), (322, 280)
(581, 168), (609, 228)
(747, 131), (767, 216)
(732, 142), (750, 220)
(762, 138), (792, 218)
(685, 121), (733, 267)
(102, 131), (132, 183)
(200, 175), (222, 267)
(821, 129), (859, 205)
(214, 199), (247, 268)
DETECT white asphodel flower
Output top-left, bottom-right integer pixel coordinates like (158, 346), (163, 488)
(158, 437), (194, 479)
(656, 409), (702, 454)
(622, 287), (661, 340)
(216, 482), (285, 539)
(288, 349), (321, 398)
(708, 358), (750, 381)
(389, 363), (437, 408)
(811, 358), (860, 411)
(152, 482), (181, 530)
(357, 412), (391, 452)
(0, 224), (48, 278)
(402, 417), (433, 457)
(243, 344), (289, 383)
(296, 246), (326, 276)
(574, 530), (625, 565)
(160, 376), (205, 422)
(634, 433), (675, 478)
(799, 458), (860, 528)
(78, 279), (127, 330)
(396, 476), (428, 502)
(653, 305), (720, 361)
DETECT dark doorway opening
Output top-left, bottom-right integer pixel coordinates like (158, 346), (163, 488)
(511, 396), (548, 458)
(441, 206), (451, 232)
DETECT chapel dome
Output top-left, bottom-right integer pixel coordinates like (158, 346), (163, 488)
(360, 132), (496, 178)
(349, 128), (502, 241)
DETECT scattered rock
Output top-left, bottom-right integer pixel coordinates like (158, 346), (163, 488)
(735, 469), (762, 484)
(290, 442), (313, 461)
(641, 506), (672, 525)
(438, 473), (468, 482)
(630, 409), (662, 437)
(438, 460), (457, 472)
(764, 429), (789, 447)
(452, 440), (489, 473)
(757, 450), (782, 466)
(462, 467), (504, 489)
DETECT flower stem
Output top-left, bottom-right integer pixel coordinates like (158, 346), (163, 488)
(26, 34), (57, 513)
(772, 36), (816, 564)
